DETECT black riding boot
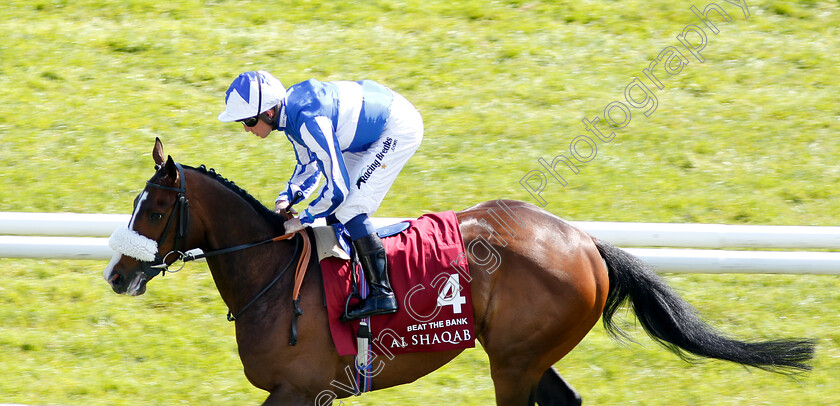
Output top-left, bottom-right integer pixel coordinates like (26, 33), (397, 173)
(345, 233), (398, 320)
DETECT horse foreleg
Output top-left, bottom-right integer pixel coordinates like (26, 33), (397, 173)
(262, 387), (313, 406)
(536, 366), (582, 406)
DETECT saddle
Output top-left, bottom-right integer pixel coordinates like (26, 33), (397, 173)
(315, 211), (476, 358)
(311, 221), (411, 263)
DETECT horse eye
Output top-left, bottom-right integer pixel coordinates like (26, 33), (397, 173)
(149, 212), (164, 222)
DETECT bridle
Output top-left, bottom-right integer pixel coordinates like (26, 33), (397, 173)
(139, 162), (310, 326)
(141, 162), (190, 279)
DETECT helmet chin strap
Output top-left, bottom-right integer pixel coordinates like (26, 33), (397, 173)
(263, 104), (282, 129)
(258, 110), (274, 127)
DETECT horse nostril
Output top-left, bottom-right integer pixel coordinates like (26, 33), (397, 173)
(111, 273), (123, 288)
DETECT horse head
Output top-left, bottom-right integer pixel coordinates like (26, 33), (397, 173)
(103, 138), (197, 295)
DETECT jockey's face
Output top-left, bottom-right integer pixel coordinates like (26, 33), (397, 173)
(243, 109), (274, 139)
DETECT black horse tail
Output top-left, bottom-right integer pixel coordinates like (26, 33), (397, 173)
(595, 239), (816, 374)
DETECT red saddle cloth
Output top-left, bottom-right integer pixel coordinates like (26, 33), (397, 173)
(320, 211), (475, 357)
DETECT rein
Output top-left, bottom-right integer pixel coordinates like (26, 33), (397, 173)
(221, 231), (309, 322)
(142, 162), (312, 343)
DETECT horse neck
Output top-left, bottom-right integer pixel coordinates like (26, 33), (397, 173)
(187, 172), (292, 312)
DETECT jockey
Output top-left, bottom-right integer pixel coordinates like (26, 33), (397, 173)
(218, 71), (424, 320)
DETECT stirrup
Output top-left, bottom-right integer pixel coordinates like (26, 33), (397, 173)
(342, 294), (397, 322)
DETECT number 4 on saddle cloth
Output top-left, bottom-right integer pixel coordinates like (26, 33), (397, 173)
(316, 211), (476, 358)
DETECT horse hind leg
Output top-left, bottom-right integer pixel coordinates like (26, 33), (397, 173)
(489, 365), (541, 406)
(535, 366), (582, 406)
(489, 366), (581, 406)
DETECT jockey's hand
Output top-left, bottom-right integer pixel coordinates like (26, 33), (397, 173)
(275, 200), (298, 220)
(283, 217), (306, 234)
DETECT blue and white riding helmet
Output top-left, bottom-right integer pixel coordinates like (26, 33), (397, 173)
(218, 70), (285, 122)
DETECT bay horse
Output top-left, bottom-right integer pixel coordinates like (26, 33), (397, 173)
(103, 138), (814, 405)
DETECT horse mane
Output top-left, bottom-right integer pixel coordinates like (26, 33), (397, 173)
(183, 164), (286, 228)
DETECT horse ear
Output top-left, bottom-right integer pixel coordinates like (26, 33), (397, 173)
(164, 155), (178, 182)
(153, 137), (165, 166)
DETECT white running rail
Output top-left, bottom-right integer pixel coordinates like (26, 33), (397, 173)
(1, 212), (838, 274)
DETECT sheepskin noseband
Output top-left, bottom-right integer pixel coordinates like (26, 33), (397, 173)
(109, 227), (158, 262)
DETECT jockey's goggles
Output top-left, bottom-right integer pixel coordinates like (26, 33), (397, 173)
(238, 115), (260, 127)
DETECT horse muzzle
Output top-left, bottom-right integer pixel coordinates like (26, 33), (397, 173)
(105, 265), (149, 296)
(104, 227), (170, 295)
(123, 271), (149, 296)
(103, 251), (156, 296)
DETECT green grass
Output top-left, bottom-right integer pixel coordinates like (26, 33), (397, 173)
(1, 0), (838, 404)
